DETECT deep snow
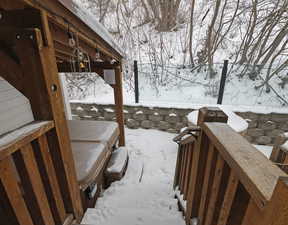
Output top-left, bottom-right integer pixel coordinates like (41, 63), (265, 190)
(81, 128), (185, 225)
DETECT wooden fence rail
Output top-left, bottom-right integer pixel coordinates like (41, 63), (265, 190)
(174, 107), (288, 225)
(0, 121), (71, 225)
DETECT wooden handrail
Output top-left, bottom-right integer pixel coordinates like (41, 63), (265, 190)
(0, 121), (54, 160)
(202, 122), (286, 208)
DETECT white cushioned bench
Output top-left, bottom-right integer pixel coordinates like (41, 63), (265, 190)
(72, 142), (109, 189)
(68, 120), (119, 148)
(67, 120), (120, 208)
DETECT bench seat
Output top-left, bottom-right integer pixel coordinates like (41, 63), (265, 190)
(68, 120), (119, 148)
(72, 141), (110, 190)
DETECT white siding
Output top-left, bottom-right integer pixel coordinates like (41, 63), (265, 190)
(0, 77), (34, 136)
(59, 74), (72, 120)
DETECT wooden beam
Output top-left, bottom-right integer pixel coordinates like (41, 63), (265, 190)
(57, 60), (120, 72)
(0, 5), (122, 61)
(114, 65), (125, 146)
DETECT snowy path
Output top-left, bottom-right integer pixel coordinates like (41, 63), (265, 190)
(81, 129), (185, 225)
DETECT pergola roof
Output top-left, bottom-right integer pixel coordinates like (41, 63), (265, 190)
(57, 0), (125, 57)
(0, 0), (125, 64)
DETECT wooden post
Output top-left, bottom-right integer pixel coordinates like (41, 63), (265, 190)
(186, 107), (228, 224)
(265, 177), (288, 225)
(197, 107), (228, 126)
(114, 65), (126, 146)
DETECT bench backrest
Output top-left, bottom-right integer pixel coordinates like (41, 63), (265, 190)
(0, 77), (34, 135)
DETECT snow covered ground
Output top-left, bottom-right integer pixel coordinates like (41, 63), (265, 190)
(81, 128), (185, 225)
(69, 74), (288, 114)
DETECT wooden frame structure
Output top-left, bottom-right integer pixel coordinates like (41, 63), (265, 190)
(0, 0), (125, 224)
(174, 107), (288, 225)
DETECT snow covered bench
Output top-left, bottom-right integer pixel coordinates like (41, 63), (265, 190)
(68, 120), (120, 149)
(67, 120), (122, 208)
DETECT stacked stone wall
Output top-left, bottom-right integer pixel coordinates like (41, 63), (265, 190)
(71, 103), (288, 145)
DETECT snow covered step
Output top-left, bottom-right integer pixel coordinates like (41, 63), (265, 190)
(105, 147), (129, 185)
(81, 208), (184, 225)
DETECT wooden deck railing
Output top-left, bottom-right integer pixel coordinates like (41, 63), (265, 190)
(0, 121), (71, 225)
(173, 126), (200, 205)
(174, 108), (288, 225)
(270, 134), (288, 173)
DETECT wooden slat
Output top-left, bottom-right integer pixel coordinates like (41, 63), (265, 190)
(198, 143), (216, 224)
(186, 132), (210, 221)
(13, 144), (55, 225)
(204, 154), (225, 225)
(173, 145), (182, 188)
(216, 171), (239, 225)
(0, 121), (54, 160)
(203, 122), (286, 208)
(181, 145), (189, 194)
(179, 145), (187, 193)
(183, 143), (193, 199)
(33, 134), (67, 224)
(0, 157), (34, 225)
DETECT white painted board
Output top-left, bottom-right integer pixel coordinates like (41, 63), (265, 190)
(104, 70), (116, 85)
(0, 77), (34, 136)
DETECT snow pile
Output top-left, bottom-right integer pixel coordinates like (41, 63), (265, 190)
(253, 145), (273, 159)
(107, 147), (128, 173)
(81, 128), (185, 225)
(187, 108), (248, 133)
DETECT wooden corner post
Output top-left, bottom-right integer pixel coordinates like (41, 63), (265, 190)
(114, 65), (125, 146)
(186, 107), (228, 224)
(267, 177), (288, 225)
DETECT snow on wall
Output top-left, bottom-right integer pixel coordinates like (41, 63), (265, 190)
(0, 77), (34, 136)
(187, 108), (249, 133)
(71, 102), (288, 146)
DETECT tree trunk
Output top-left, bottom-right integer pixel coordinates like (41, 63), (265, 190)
(146, 0), (182, 32)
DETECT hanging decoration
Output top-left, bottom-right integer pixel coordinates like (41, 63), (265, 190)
(67, 25), (91, 73)
(67, 25), (76, 47)
(94, 47), (103, 62)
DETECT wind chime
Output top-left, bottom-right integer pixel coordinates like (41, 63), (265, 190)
(67, 25), (91, 73)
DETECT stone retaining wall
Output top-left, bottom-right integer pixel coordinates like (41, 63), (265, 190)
(70, 103), (288, 146)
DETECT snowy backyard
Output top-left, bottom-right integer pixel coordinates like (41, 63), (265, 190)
(80, 128), (274, 225)
(81, 128), (185, 225)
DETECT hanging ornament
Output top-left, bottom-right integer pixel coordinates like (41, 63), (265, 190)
(68, 26), (76, 47)
(79, 62), (85, 69)
(110, 59), (117, 64)
(94, 48), (103, 62)
(78, 50), (84, 61)
(95, 48), (100, 60)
